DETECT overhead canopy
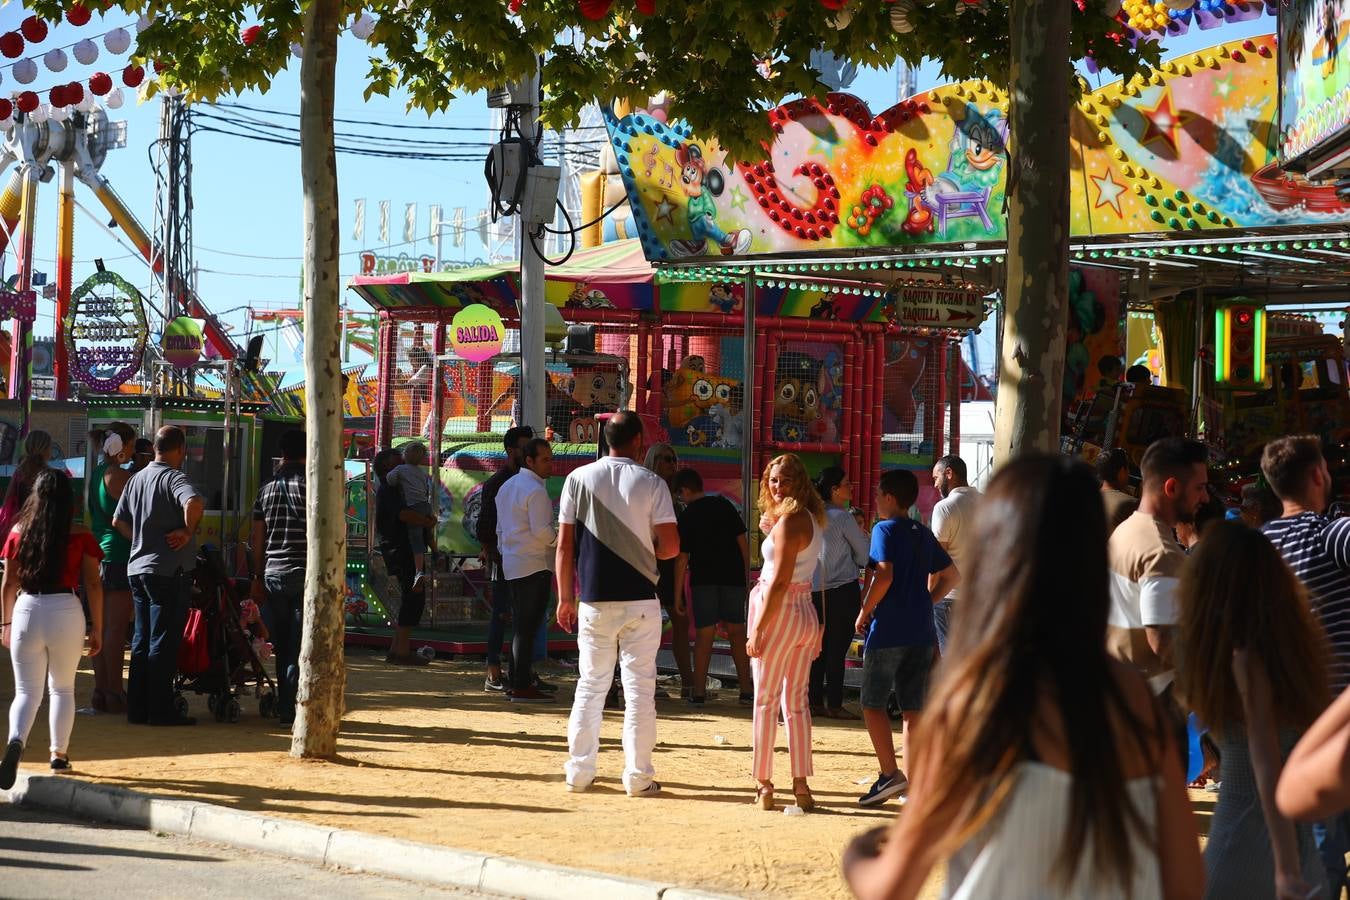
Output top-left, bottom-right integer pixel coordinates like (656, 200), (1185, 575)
(348, 240), (655, 313)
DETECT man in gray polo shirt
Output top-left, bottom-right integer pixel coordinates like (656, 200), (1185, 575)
(115, 425), (204, 726)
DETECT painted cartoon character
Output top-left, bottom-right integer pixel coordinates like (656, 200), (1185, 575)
(664, 361), (739, 431)
(708, 283), (742, 314)
(773, 353), (822, 442)
(809, 296), (841, 320)
(564, 363), (625, 442)
(710, 384), (745, 448)
(566, 281), (617, 309)
(666, 144), (752, 258)
(883, 339), (929, 433)
(902, 149), (937, 236)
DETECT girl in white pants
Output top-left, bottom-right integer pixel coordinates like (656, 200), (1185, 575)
(0, 470), (103, 789)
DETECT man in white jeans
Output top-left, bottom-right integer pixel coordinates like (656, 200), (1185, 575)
(556, 411), (679, 797)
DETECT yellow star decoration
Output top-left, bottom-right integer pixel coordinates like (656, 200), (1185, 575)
(655, 196), (677, 224)
(1090, 168), (1127, 218)
(1139, 88), (1192, 156)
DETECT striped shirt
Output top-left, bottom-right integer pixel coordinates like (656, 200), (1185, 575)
(815, 505), (869, 590)
(251, 462), (306, 576)
(1263, 512), (1350, 693)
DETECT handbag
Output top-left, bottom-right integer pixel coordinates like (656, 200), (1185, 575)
(178, 607), (210, 675)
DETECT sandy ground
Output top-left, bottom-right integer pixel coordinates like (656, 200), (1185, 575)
(0, 649), (1217, 899)
(0, 649), (928, 899)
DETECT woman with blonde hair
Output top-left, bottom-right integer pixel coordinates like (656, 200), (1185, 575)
(843, 455), (1201, 899)
(751, 453), (825, 811)
(87, 422), (136, 713)
(1176, 522), (1329, 899)
(643, 441), (694, 699)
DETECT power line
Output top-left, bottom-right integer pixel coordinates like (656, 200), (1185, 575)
(213, 100), (609, 134)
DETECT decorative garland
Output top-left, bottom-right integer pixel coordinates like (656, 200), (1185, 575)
(62, 269), (147, 392)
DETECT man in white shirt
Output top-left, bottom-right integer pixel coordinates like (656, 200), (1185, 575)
(930, 455), (980, 654)
(556, 411), (679, 797)
(495, 438), (557, 704)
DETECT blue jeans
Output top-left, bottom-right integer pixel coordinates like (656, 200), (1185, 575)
(127, 572), (189, 724)
(1314, 812), (1350, 894)
(264, 570), (304, 722)
(690, 212), (728, 247)
(933, 599), (954, 655)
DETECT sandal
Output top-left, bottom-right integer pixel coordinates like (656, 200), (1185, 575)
(754, 783), (774, 811)
(793, 782), (815, 812)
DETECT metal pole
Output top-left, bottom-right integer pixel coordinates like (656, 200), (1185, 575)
(1191, 285), (1205, 436)
(741, 270), (756, 587)
(54, 161), (75, 401)
(518, 59), (547, 434)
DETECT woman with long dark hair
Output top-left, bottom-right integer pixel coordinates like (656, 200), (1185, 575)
(88, 422), (136, 713)
(750, 453), (825, 811)
(810, 465), (868, 719)
(0, 470), (104, 789)
(0, 430), (54, 537)
(644, 441), (694, 699)
(1177, 522), (1329, 899)
(843, 455), (1202, 899)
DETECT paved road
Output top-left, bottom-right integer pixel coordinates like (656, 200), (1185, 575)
(0, 803), (490, 899)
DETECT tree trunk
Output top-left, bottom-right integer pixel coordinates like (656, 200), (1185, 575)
(993, 0), (1071, 463)
(292, 0), (345, 759)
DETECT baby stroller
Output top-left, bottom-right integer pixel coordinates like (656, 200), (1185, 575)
(173, 545), (278, 722)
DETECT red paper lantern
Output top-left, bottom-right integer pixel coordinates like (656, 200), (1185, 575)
(241, 25), (262, 46)
(0, 32), (24, 60)
(153, 59), (167, 74)
(50, 84), (68, 107)
(65, 81), (84, 104)
(90, 71), (112, 95)
(122, 63), (144, 87)
(16, 91), (39, 114)
(578, 0), (613, 20)
(0, 99), (11, 121)
(67, 3), (92, 27)
(636, 0), (655, 12)
(20, 17), (48, 43)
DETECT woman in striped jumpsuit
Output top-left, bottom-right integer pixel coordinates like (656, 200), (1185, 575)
(749, 454), (825, 812)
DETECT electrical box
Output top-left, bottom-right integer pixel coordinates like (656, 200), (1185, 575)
(487, 73), (540, 109)
(522, 165), (562, 226)
(488, 141), (525, 197)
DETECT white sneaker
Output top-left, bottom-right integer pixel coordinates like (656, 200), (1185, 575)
(628, 781), (661, 798)
(566, 781), (591, 793)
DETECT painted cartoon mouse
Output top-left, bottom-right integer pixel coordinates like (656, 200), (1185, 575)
(667, 143), (752, 258)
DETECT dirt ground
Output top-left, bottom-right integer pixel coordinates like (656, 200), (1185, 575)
(1, 649), (932, 898)
(1, 649), (1216, 899)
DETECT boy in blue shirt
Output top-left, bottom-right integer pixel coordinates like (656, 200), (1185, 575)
(855, 469), (960, 807)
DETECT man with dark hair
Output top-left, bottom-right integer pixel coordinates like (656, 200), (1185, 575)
(373, 448), (432, 666)
(930, 455), (978, 654)
(1125, 364), (1153, 386)
(250, 429), (307, 725)
(495, 437), (557, 703)
(672, 466), (751, 707)
(477, 425), (548, 693)
(855, 469), (958, 807)
(1261, 435), (1350, 890)
(1095, 448), (1138, 535)
(113, 425), (204, 726)
(557, 409), (679, 797)
(1107, 437), (1207, 756)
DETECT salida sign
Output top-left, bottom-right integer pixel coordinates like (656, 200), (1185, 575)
(162, 316), (205, 368)
(883, 283), (987, 330)
(449, 304), (504, 362)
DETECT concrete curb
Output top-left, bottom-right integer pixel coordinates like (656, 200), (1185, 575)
(6, 773), (738, 899)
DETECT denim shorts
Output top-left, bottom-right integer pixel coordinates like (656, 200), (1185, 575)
(100, 561), (130, 593)
(690, 584), (746, 629)
(860, 643), (936, 711)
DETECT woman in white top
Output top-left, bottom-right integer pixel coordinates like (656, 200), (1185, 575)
(750, 453), (825, 812)
(843, 454), (1203, 900)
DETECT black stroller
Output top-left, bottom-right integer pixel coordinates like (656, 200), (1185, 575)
(172, 545), (278, 722)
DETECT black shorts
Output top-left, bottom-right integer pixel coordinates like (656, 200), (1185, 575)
(690, 584), (747, 629)
(101, 561), (130, 593)
(860, 643), (936, 711)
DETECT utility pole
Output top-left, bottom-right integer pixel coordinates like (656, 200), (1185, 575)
(518, 57), (547, 434)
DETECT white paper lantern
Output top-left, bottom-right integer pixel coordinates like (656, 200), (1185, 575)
(76, 92), (96, 112)
(43, 48), (68, 72)
(49, 104), (68, 122)
(13, 57), (36, 84)
(106, 86), (124, 109)
(72, 39), (99, 66)
(136, 14), (153, 33)
(28, 104), (48, 124)
(0, 115), (12, 131)
(104, 27), (131, 55)
(350, 12), (376, 40)
(290, 42), (303, 58)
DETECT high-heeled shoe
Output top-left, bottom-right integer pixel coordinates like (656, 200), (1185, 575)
(793, 786), (815, 812)
(754, 783), (774, 810)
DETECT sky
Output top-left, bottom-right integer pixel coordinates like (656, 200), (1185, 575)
(0, 5), (1276, 379)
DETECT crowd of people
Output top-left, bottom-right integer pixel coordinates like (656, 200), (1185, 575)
(7, 409), (1350, 899)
